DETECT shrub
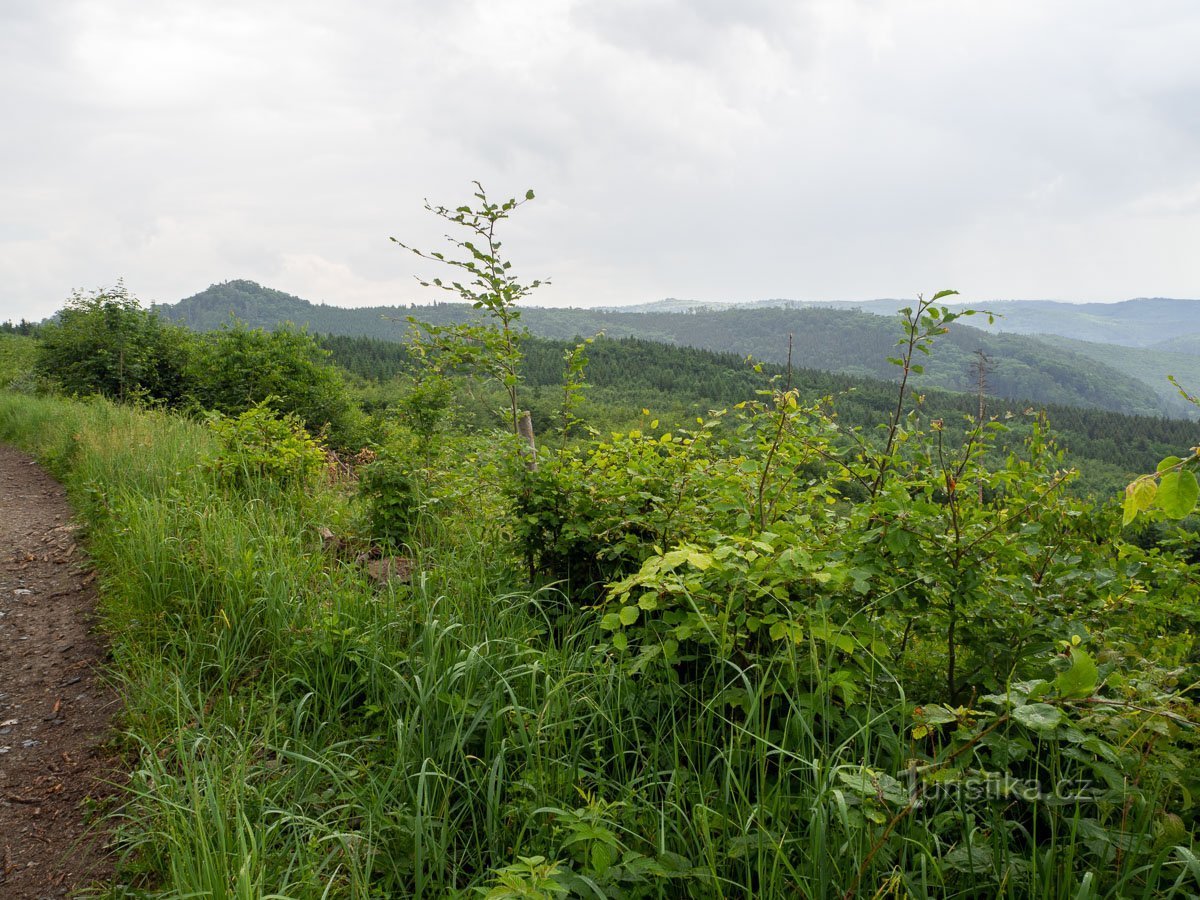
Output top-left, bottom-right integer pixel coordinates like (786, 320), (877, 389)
(509, 419), (721, 594)
(187, 321), (363, 448)
(206, 401), (325, 489)
(358, 450), (419, 548)
(36, 282), (193, 404)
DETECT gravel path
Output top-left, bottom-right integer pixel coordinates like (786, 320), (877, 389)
(0, 443), (120, 898)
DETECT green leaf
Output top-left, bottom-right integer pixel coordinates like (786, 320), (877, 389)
(915, 704), (960, 726)
(657, 548), (690, 571)
(1055, 647), (1098, 699)
(768, 621), (803, 643)
(837, 767), (908, 805)
(1131, 475), (1157, 510)
(1122, 489), (1139, 527)
(1124, 476), (1157, 525)
(1156, 470), (1199, 519)
(1012, 702), (1063, 733)
(619, 605), (640, 626)
(810, 623), (857, 653)
(590, 842), (614, 873)
(1157, 455), (1184, 474)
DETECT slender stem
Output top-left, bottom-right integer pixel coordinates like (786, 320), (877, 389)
(756, 399), (791, 533)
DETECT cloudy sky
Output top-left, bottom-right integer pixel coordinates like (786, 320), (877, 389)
(3, 1), (1199, 321)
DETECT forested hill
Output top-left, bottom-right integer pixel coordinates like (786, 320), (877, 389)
(934, 297), (1200, 347)
(1150, 332), (1200, 356)
(621, 296), (1200, 349)
(314, 330), (1193, 499)
(157, 280), (1196, 419)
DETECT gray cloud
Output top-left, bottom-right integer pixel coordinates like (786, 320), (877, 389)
(2, 0), (1199, 321)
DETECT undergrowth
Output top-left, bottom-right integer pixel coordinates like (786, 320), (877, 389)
(0, 387), (1197, 898)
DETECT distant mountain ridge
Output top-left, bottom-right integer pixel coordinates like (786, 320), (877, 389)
(156, 280), (1199, 420)
(618, 296), (1200, 349)
(1148, 333), (1200, 356)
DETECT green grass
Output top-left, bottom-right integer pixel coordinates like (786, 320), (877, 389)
(0, 391), (1195, 898)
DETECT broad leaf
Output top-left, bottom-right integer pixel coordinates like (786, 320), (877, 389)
(914, 704), (960, 726)
(1157, 455), (1184, 474)
(1156, 470), (1199, 519)
(1012, 702), (1063, 733)
(1123, 476), (1157, 525)
(1055, 647), (1098, 699)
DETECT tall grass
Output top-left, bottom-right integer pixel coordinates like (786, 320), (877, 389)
(0, 391), (1194, 898)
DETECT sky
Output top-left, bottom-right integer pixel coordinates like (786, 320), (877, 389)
(2, 0), (1199, 321)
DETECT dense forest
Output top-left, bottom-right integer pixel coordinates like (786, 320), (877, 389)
(2, 198), (1198, 896)
(158, 280), (1200, 419)
(316, 331), (1195, 498)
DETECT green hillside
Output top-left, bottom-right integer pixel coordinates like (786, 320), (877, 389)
(1035, 334), (1200, 415)
(615, 296), (1200, 349)
(950, 297), (1200, 347)
(321, 331), (1198, 498)
(1149, 332), (1200, 356)
(159, 281), (1187, 419)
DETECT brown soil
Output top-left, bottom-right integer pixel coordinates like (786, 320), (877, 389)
(0, 444), (121, 898)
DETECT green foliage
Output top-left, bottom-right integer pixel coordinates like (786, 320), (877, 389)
(35, 281), (192, 404)
(159, 280), (1200, 419)
(1125, 379), (1200, 523)
(358, 444), (419, 548)
(187, 320), (362, 448)
(393, 182), (546, 433)
(0, 333), (38, 390)
(558, 334), (597, 440)
(479, 856), (569, 898)
(321, 329), (1197, 500)
(0, 317), (41, 336)
(900, 638), (1198, 887)
(206, 400), (325, 488)
(510, 417), (719, 593)
(565, 298), (1067, 702)
(27, 288), (367, 451)
(2, 281), (1198, 898)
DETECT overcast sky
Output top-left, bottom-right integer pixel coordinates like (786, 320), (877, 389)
(3, 1), (1199, 321)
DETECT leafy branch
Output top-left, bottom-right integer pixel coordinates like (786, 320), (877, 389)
(392, 182), (547, 434)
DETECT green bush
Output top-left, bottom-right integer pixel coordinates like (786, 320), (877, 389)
(187, 320), (363, 448)
(0, 334), (40, 391)
(206, 401), (325, 489)
(35, 282), (193, 404)
(358, 449), (419, 548)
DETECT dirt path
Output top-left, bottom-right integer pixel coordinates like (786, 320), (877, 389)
(0, 444), (121, 898)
